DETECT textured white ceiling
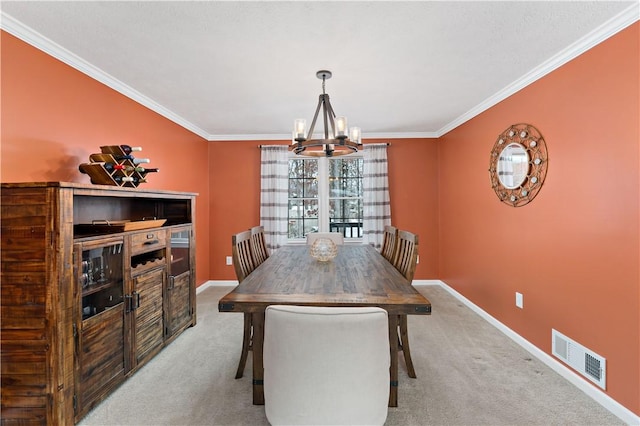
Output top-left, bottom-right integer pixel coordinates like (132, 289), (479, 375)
(1, 1), (637, 140)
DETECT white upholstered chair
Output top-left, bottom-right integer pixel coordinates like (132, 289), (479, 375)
(263, 305), (390, 426)
(305, 232), (344, 245)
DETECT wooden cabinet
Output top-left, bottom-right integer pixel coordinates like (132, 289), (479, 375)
(0, 182), (197, 425)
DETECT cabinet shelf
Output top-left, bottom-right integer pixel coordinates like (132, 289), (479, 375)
(171, 257), (186, 266)
(82, 301), (124, 322)
(82, 280), (120, 297)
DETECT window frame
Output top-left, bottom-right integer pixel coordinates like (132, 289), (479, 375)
(287, 152), (364, 244)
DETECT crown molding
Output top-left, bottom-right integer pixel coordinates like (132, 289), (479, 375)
(360, 132), (439, 140)
(205, 131), (439, 141)
(437, 2), (640, 137)
(0, 11), (210, 140)
(206, 133), (290, 142)
(3, 3), (638, 142)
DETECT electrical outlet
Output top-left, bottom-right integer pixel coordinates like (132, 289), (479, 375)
(515, 292), (523, 309)
(226, 256), (232, 266)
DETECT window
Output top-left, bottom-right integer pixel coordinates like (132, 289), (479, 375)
(288, 156), (363, 240)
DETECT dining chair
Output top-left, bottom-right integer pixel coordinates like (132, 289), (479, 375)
(249, 225), (269, 266)
(231, 230), (256, 379)
(392, 229), (419, 378)
(263, 305), (390, 426)
(393, 230), (419, 282)
(381, 225), (398, 262)
(306, 232), (344, 245)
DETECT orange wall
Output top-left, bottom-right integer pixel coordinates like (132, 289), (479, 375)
(0, 32), (211, 287)
(438, 23), (639, 414)
(207, 138), (439, 281)
(208, 140), (262, 280)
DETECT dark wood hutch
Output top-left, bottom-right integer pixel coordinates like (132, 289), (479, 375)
(1, 182), (197, 425)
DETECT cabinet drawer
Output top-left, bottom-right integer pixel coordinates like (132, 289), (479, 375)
(130, 230), (166, 255)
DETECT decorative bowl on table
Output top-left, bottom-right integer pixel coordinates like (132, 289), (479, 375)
(310, 238), (338, 262)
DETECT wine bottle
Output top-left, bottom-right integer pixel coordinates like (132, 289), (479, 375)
(79, 162), (122, 174)
(122, 166), (159, 173)
(113, 176), (134, 183)
(113, 155), (151, 164)
(120, 145), (142, 154)
(132, 158), (151, 165)
(123, 176), (147, 185)
(100, 145), (142, 156)
(103, 162), (125, 172)
(137, 167), (159, 174)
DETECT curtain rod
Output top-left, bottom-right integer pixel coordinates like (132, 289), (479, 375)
(258, 143), (391, 148)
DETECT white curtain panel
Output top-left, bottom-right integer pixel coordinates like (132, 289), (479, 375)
(260, 145), (289, 252)
(362, 143), (391, 250)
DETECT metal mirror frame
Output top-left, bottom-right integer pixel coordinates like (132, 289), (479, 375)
(489, 123), (548, 207)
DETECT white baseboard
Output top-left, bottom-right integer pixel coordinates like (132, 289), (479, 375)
(436, 280), (640, 426)
(195, 280), (237, 294)
(412, 279), (443, 286)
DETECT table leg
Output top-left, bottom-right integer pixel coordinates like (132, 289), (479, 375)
(388, 314), (398, 407)
(252, 312), (265, 405)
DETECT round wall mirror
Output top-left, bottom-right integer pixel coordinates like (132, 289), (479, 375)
(497, 143), (529, 189)
(489, 124), (548, 207)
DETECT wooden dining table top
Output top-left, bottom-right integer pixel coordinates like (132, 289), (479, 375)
(218, 244), (432, 315)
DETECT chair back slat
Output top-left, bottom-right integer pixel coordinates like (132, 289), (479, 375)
(250, 226), (269, 266)
(232, 230), (256, 283)
(381, 225), (398, 262)
(393, 230), (418, 282)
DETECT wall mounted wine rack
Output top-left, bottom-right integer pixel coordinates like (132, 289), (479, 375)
(79, 145), (158, 188)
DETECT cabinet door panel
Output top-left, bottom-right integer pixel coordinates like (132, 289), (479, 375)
(78, 304), (125, 410)
(168, 272), (191, 334)
(133, 268), (164, 366)
(166, 226), (194, 339)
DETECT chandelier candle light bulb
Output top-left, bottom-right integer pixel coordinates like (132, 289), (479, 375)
(335, 116), (348, 139)
(350, 127), (361, 144)
(294, 119), (306, 141)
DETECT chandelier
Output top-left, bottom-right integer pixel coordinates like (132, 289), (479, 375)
(292, 70), (362, 157)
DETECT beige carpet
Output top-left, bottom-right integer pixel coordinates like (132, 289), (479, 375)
(78, 285), (624, 425)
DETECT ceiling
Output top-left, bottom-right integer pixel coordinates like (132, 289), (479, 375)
(1, 1), (637, 141)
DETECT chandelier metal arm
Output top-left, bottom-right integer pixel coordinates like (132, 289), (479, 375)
(322, 96), (331, 140)
(325, 95), (336, 140)
(304, 95), (323, 143)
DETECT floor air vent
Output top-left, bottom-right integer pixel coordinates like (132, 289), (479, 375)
(552, 329), (606, 389)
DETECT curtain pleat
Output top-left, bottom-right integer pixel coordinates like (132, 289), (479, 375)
(362, 144), (391, 250)
(260, 145), (289, 252)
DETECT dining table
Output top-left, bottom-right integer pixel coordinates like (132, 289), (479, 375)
(218, 243), (432, 407)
